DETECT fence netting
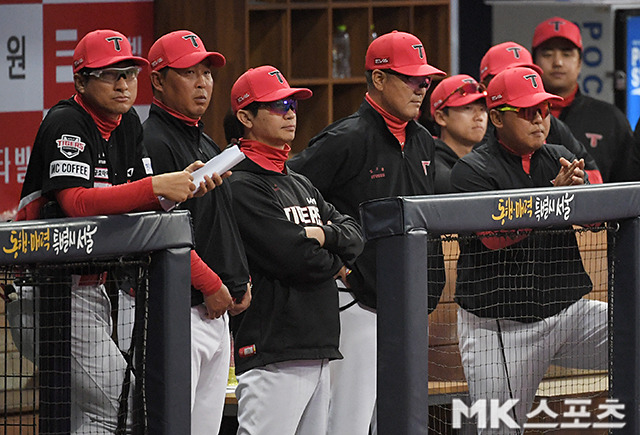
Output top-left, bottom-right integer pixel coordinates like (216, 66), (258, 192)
(1, 257), (149, 435)
(427, 224), (614, 433)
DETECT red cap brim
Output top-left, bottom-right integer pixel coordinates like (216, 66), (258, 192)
(391, 63), (446, 77)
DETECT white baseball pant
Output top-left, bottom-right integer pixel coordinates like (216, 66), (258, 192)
(70, 277), (133, 434)
(236, 359), (330, 435)
(458, 298), (608, 434)
(190, 306), (230, 435)
(327, 290), (377, 435)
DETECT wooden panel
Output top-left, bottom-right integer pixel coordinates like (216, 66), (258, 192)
(428, 343), (465, 383)
(372, 6), (411, 36)
(249, 10), (288, 72)
(291, 9), (328, 79)
(293, 84), (329, 154)
(414, 5), (450, 73)
(332, 82), (367, 123)
(429, 301), (458, 346)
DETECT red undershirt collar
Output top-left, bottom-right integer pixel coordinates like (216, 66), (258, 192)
(153, 97), (200, 127)
(550, 85), (577, 118)
(239, 139), (290, 173)
(365, 93), (408, 149)
(74, 94), (121, 141)
(498, 138), (534, 175)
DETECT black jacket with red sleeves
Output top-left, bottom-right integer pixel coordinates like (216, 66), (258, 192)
(19, 97), (149, 218)
(450, 134), (592, 322)
(228, 157), (364, 374)
(288, 99), (446, 311)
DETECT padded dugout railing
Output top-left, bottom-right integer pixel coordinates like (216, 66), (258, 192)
(0, 211), (193, 435)
(360, 182), (640, 435)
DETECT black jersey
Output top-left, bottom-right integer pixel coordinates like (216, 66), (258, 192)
(228, 157), (364, 374)
(288, 99), (446, 311)
(558, 88), (634, 182)
(433, 138), (460, 194)
(483, 115), (600, 176)
(450, 135), (592, 322)
(142, 104), (250, 306)
(19, 97), (151, 218)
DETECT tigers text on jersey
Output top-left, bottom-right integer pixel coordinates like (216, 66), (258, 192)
(228, 157), (364, 375)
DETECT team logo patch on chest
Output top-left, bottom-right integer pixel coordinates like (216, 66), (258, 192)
(370, 166), (385, 180)
(585, 132), (603, 148)
(422, 160), (431, 176)
(56, 134), (86, 158)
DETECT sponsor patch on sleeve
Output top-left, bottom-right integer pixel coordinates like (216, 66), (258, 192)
(50, 160), (91, 180)
(142, 157), (153, 175)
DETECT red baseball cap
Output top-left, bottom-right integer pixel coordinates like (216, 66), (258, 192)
(479, 42), (543, 82)
(430, 74), (486, 117)
(148, 30), (226, 72)
(73, 29), (149, 73)
(365, 30), (445, 77)
(231, 65), (312, 113)
(486, 67), (562, 110)
(532, 17), (583, 51)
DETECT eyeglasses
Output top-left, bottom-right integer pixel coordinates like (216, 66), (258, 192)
(259, 98), (298, 116)
(84, 66), (142, 84)
(434, 82), (487, 111)
(384, 69), (432, 92)
(496, 102), (551, 122)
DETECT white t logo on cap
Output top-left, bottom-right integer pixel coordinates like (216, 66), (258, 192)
(105, 36), (123, 52)
(412, 44), (424, 59)
(183, 35), (199, 48)
(524, 74), (539, 88)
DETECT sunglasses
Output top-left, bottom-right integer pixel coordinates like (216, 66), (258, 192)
(434, 82), (487, 111)
(384, 69), (432, 92)
(84, 66), (142, 84)
(259, 98), (298, 115)
(496, 102), (551, 122)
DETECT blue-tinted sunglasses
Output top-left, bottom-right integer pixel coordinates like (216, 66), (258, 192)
(259, 98), (298, 115)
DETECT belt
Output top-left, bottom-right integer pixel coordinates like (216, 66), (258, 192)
(77, 272), (108, 286)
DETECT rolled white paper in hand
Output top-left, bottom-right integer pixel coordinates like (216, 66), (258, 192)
(159, 145), (246, 211)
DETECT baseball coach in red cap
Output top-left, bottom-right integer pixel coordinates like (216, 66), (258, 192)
(449, 65), (607, 432)
(288, 30), (447, 435)
(226, 65), (364, 435)
(142, 29), (252, 435)
(17, 29), (214, 434)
